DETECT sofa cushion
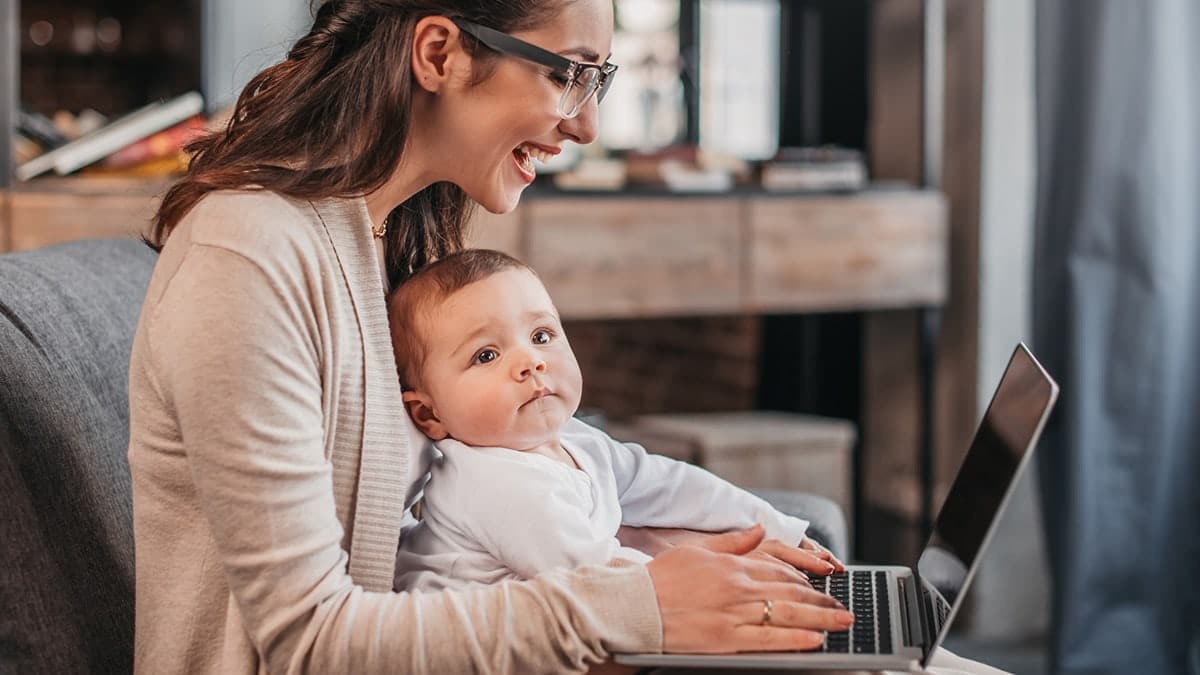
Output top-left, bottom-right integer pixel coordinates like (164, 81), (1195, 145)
(0, 239), (156, 674)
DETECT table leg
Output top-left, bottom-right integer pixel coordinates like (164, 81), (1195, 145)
(918, 306), (942, 541)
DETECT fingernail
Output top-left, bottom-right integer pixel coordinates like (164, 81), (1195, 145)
(824, 562), (835, 573)
(840, 611), (855, 625)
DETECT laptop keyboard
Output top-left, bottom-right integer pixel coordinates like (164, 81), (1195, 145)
(923, 587), (950, 637)
(808, 570), (894, 654)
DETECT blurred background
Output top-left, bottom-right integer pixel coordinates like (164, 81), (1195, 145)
(3, 1), (1197, 673)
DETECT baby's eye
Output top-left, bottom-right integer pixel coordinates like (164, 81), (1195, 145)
(473, 349), (499, 365)
(532, 329), (553, 345)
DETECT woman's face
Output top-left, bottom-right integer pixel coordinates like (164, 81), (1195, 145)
(438, 0), (614, 214)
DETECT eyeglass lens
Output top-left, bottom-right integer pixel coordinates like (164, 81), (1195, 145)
(559, 68), (603, 119)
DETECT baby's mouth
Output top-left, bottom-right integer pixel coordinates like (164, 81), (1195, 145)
(523, 388), (553, 407)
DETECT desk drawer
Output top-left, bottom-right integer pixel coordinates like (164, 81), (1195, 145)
(525, 198), (741, 319)
(746, 192), (947, 311)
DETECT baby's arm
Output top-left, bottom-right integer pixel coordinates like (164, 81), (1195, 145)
(601, 431), (810, 546)
(472, 496), (649, 577)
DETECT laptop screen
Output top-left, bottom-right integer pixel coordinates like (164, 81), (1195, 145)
(915, 343), (1059, 661)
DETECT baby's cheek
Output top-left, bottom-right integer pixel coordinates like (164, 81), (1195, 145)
(473, 398), (527, 444)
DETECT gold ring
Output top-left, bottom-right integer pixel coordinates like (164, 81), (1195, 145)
(761, 599), (773, 625)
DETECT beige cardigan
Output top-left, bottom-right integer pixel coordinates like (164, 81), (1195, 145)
(127, 191), (662, 674)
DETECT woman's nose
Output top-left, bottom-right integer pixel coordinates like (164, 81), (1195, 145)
(557, 99), (599, 145)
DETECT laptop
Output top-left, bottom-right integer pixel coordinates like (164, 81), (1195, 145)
(616, 342), (1059, 671)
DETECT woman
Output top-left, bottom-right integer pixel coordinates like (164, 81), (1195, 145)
(128, 0), (851, 672)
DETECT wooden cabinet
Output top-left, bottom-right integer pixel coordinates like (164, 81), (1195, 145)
(746, 191), (948, 312)
(9, 185), (162, 251)
(0, 180), (948, 320)
(526, 197), (742, 319)
(464, 206), (522, 255)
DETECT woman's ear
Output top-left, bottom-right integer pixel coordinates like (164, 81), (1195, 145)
(402, 390), (449, 440)
(411, 16), (467, 94)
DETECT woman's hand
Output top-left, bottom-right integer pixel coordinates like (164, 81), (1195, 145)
(800, 536), (845, 572)
(645, 525), (855, 654)
(748, 536), (846, 579)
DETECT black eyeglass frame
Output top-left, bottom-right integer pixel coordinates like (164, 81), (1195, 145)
(452, 17), (618, 119)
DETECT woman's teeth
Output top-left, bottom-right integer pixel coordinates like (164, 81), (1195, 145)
(514, 148), (535, 175)
(520, 144), (553, 163)
(515, 143), (552, 174)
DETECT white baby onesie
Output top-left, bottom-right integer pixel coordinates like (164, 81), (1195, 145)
(395, 417), (810, 592)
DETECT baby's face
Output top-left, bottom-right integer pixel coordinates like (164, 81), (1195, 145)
(410, 268), (582, 450)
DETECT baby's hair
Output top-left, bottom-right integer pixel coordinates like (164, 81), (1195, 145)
(388, 248), (533, 388)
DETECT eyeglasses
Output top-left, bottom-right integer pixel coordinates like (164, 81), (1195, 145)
(452, 18), (618, 120)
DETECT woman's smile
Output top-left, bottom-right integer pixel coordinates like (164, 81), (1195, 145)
(511, 147), (537, 183)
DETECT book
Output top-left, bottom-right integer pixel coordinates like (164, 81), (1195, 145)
(13, 134), (44, 164)
(552, 158), (627, 191)
(102, 115), (206, 169)
(18, 108), (70, 149)
(15, 91), (205, 181)
(760, 146), (868, 193)
(660, 160), (734, 193)
(81, 152), (190, 178)
(53, 109), (110, 141)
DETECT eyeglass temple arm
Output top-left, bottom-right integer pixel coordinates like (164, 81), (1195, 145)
(451, 18), (574, 73)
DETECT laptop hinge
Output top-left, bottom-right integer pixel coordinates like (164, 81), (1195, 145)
(898, 576), (929, 649)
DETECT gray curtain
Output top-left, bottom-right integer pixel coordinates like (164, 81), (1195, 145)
(1033, 1), (1200, 673)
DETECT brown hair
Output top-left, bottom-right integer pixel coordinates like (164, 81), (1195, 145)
(388, 248), (531, 386)
(148, 0), (565, 287)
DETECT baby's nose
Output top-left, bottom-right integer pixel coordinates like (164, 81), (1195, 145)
(517, 356), (547, 379)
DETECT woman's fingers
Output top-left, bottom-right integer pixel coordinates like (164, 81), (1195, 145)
(737, 554), (812, 585)
(750, 580), (846, 609)
(800, 537), (846, 571)
(733, 598), (854, 631)
(757, 540), (837, 576)
(748, 551), (813, 588)
(729, 624), (829, 653)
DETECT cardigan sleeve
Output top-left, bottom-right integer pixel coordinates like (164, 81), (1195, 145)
(148, 242), (662, 674)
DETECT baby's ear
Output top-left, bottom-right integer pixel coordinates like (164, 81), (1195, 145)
(402, 390), (448, 440)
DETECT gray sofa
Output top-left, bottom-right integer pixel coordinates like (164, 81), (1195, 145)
(0, 238), (847, 673)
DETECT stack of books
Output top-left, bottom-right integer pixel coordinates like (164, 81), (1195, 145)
(759, 146), (868, 193)
(14, 91), (208, 181)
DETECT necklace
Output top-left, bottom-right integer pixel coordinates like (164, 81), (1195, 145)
(372, 214), (387, 239)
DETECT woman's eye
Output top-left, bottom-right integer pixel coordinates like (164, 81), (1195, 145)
(532, 330), (553, 345)
(473, 349), (498, 365)
(548, 71), (571, 86)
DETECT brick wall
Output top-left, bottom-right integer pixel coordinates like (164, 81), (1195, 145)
(564, 316), (763, 419)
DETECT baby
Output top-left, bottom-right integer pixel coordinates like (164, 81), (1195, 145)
(388, 249), (839, 592)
